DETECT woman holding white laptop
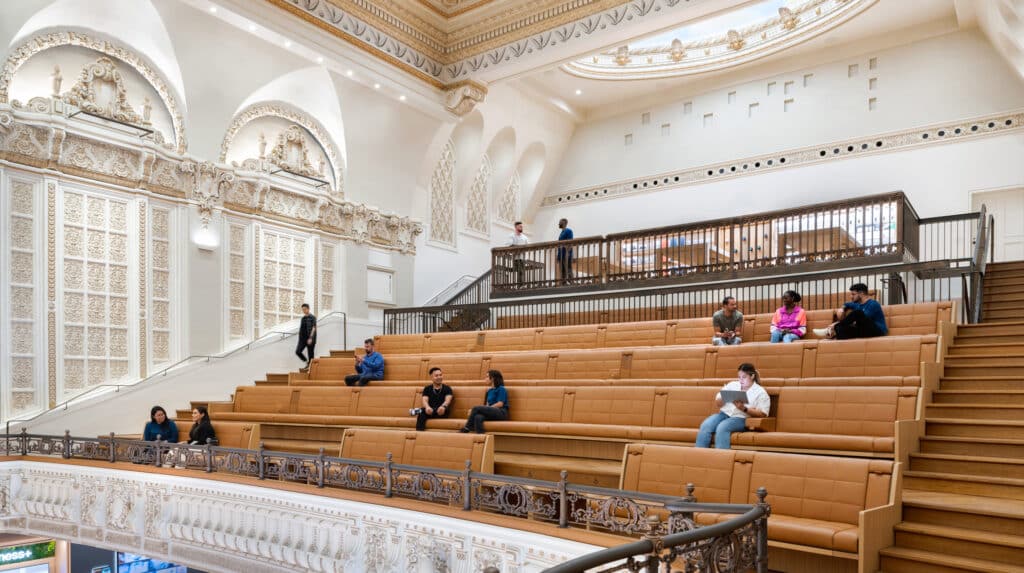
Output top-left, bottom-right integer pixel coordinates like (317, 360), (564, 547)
(695, 362), (771, 449)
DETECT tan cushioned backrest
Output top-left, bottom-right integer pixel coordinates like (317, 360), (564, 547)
(572, 386), (656, 426)
(555, 349), (622, 379)
(383, 355), (426, 381)
(604, 321), (668, 348)
(539, 325), (600, 350)
(295, 387), (357, 416)
(409, 431), (491, 472)
(775, 387), (907, 437)
(373, 334), (425, 355)
(713, 343), (806, 379)
(487, 352), (549, 379)
(506, 386), (567, 422)
(234, 387), (293, 414)
(427, 354), (483, 380)
(354, 387), (419, 417)
(814, 336), (927, 377)
(340, 428), (408, 462)
(629, 346), (707, 379)
(670, 318), (715, 345)
(482, 328), (538, 352)
(427, 332), (479, 354)
(660, 387), (720, 429)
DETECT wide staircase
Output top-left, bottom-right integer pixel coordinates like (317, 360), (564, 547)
(879, 261), (1024, 573)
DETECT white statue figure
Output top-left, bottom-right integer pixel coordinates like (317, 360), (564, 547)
(51, 65), (62, 97)
(142, 96), (152, 123)
(258, 132), (267, 159)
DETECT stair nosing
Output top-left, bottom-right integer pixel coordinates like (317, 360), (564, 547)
(904, 469), (1024, 487)
(909, 452), (1024, 465)
(894, 522), (1024, 549)
(922, 435), (1024, 446)
(926, 417), (1024, 425)
(878, 546), (1024, 573)
(903, 489), (1024, 519)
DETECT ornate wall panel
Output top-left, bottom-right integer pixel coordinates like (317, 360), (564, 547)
(465, 155), (490, 235)
(225, 221), (251, 343)
(319, 241), (337, 314)
(148, 204), (174, 367)
(2, 175), (46, 418)
(58, 188), (131, 396)
(429, 139), (455, 246)
(0, 461), (595, 573)
(259, 228), (311, 333)
(497, 169), (520, 225)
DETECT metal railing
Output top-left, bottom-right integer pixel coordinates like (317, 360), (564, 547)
(3, 430), (767, 552)
(492, 192), (920, 297)
(4, 312), (346, 430)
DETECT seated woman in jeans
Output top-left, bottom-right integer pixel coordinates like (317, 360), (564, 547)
(459, 369), (509, 434)
(696, 363), (771, 449)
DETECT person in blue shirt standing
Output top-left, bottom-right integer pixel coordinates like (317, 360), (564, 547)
(345, 338), (385, 386)
(459, 369), (509, 433)
(814, 283), (888, 339)
(556, 218), (574, 284)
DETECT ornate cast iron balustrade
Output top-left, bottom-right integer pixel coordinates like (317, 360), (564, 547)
(492, 192), (920, 297)
(3, 431), (767, 557)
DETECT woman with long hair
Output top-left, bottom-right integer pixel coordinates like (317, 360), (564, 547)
(459, 369), (509, 434)
(143, 405), (179, 443)
(695, 363), (771, 449)
(188, 405), (217, 445)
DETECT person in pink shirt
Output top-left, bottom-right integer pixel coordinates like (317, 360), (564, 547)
(770, 290), (806, 343)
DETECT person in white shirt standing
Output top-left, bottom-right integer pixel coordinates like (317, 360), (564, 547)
(695, 362), (771, 449)
(506, 221), (529, 285)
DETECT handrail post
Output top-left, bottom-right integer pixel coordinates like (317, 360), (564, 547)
(5, 421), (9, 456)
(558, 470), (569, 528)
(154, 435), (163, 467)
(257, 441), (266, 480)
(462, 460), (472, 511)
(317, 447), (325, 488)
(755, 487), (771, 573)
(20, 428), (28, 456)
(384, 452), (393, 498)
(205, 442), (213, 473)
(108, 432), (116, 463)
(62, 430), (71, 459)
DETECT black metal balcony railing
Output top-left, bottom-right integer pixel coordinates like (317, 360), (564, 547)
(4, 430), (767, 559)
(491, 192), (920, 297)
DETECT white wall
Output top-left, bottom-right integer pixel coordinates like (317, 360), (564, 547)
(548, 29), (1024, 195)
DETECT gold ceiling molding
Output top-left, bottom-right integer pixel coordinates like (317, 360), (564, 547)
(413, 0), (500, 18)
(267, 0), (699, 96)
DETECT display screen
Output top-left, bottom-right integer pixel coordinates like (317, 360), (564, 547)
(115, 554), (185, 573)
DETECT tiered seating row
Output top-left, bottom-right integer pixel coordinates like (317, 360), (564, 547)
(339, 428), (494, 473)
(375, 302), (952, 355)
(621, 444), (899, 558)
(207, 384), (918, 455)
(307, 336), (937, 383)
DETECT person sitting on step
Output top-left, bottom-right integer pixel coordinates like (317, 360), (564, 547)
(770, 290), (807, 343)
(345, 338), (385, 386)
(814, 282), (888, 340)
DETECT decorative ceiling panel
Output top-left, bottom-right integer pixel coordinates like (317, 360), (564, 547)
(413, 0), (501, 18)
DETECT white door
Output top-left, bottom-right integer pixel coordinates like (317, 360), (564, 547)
(972, 188), (1024, 262)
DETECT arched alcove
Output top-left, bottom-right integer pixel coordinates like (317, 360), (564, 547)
(499, 141), (546, 225)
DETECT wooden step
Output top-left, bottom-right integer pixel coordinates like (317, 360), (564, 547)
(984, 275), (1024, 288)
(985, 281), (1024, 292)
(893, 522), (1024, 568)
(925, 418), (1024, 439)
(987, 261), (1024, 270)
(983, 301), (1024, 313)
(903, 471), (1024, 500)
(879, 546), (1024, 573)
(945, 365), (1024, 377)
(909, 452), (1024, 480)
(254, 379), (287, 386)
(931, 389), (1024, 404)
(944, 355), (1024, 367)
(920, 436), (1024, 459)
(329, 349), (355, 358)
(952, 334), (1024, 346)
(902, 490), (1024, 534)
(947, 343), (1024, 356)
(958, 321), (1024, 336)
(926, 404), (1024, 420)
(265, 373), (290, 383)
(940, 377), (1024, 390)
(983, 290), (1024, 302)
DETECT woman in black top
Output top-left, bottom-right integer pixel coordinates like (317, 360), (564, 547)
(188, 406), (216, 445)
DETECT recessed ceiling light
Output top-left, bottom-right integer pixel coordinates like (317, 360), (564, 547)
(248, 23), (256, 31)
(575, 89), (582, 95)
(316, 56), (324, 63)
(284, 40), (292, 48)
(399, 95), (406, 101)
(346, 69), (354, 77)
(209, 6), (217, 13)
(373, 83), (381, 89)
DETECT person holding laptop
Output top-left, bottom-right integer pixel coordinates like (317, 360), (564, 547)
(695, 363), (771, 449)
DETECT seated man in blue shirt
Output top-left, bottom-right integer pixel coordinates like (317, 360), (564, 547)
(345, 338), (385, 386)
(814, 283), (888, 340)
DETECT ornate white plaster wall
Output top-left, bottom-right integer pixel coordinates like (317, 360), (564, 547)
(0, 461), (599, 573)
(547, 29), (1024, 198)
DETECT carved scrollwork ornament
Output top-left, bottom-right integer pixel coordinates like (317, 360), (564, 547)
(443, 81), (487, 116)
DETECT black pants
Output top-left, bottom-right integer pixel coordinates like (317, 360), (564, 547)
(558, 256), (573, 282)
(416, 408), (450, 431)
(464, 406), (508, 433)
(345, 373), (376, 386)
(834, 309), (883, 340)
(296, 338), (315, 363)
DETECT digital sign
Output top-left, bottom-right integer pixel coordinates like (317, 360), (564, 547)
(0, 540), (56, 566)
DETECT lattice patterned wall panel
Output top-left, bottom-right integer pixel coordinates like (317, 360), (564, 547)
(259, 228), (310, 333)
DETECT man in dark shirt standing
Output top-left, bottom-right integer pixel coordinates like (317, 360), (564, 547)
(415, 366), (454, 431)
(556, 218), (574, 284)
(296, 303), (317, 371)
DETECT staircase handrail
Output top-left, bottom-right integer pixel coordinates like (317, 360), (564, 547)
(445, 269), (493, 306)
(969, 205), (991, 323)
(422, 275), (475, 306)
(5, 311), (347, 429)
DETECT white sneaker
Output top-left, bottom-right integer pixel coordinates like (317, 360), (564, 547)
(812, 327), (831, 338)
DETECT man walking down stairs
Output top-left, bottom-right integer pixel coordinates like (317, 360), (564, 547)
(878, 261), (1024, 573)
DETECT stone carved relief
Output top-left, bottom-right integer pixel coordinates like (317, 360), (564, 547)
(0, 32), (186, 152)
(267, 124), (322, 179)
(444, 81), (487, 116)
(465, 155), (490, 234)
(59, 57), (146, 126)
(0, 108), (422, 254)
(220, 103), (343, 197)
(7, 180), (38, 415)
(497, 169), (520, 225)
(429, 139), (456, 245)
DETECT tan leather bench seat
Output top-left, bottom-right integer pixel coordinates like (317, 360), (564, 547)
(621, 444), (897, 553)
(339, 427), (494, 473)
(627, 346), (709, 379)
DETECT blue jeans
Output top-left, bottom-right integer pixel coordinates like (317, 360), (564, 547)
(696, 412), (748, 449)
(712, 336), (742, 346)
(770, 331), (801, 343)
